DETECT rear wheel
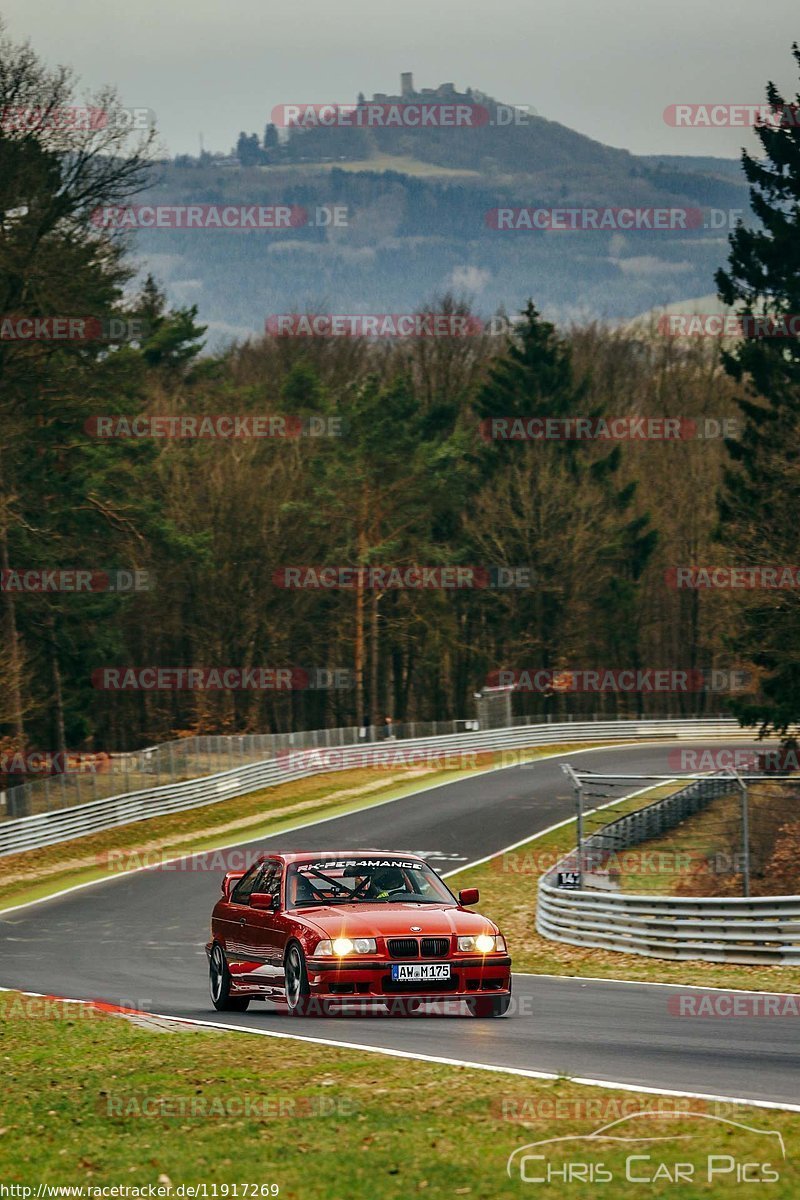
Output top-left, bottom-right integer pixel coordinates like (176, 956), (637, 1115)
(209, 943), (250, 1012)
(284, 943), (312, 1016)
(467, 994), (511, 1018)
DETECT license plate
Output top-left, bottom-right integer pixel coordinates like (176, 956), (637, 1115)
(391, 963), (451, 982)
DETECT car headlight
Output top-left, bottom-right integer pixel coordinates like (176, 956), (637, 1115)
(458, 934), (505, 953)
(314, 937), (377, 956)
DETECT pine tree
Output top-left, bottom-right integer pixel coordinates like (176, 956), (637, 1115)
(472, 303), (656, 711)
(715, 44), (800, 735)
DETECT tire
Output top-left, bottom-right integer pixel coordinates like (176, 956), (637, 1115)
(467, 994), (511, 1018)
(284, 942), (312, 1016)
(209, 942), (250, 1012)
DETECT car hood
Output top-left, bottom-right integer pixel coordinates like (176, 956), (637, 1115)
(292, 903), (498, 940)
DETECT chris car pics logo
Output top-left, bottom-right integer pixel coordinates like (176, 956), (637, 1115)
(506, 1112), (784, 1184)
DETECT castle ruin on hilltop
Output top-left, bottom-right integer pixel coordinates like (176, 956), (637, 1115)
(368, 74), (478, 104)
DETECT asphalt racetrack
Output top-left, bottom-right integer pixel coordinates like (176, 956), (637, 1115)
(3, 740), (797, 1108)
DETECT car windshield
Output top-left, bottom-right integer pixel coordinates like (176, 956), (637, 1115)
(287, 858), (456, 907)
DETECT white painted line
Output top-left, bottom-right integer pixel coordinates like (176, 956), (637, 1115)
(2, 986), (794, 1115)
(0, 739), (662, 917)
(156, 1013), (800, 1114)
(513, 972), (799, 997)
(444, 775), (797, 998)
(2, 742), (778, 1014)
(442, 781), (664, 877)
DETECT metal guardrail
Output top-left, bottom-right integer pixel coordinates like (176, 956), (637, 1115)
(0, 716), (750, 857)
(537, 774), (800, 964)
(0, 711), (735, 822)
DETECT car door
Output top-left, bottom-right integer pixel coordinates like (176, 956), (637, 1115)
(215, 860), (262, 955)
(223, 862), (273, 990)
(262, 863), (293, 991)
(240, 861), (284, 995)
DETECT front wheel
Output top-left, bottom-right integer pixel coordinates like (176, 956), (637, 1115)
(284, 943), (312, 1015)
(467, 994), (511, 1018)
(209, 943), (250, 1012)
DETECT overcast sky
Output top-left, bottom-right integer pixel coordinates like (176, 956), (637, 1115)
(3, 0), (798, 158)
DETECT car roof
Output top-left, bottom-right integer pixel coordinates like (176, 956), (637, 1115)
(268, 850), (425, 865)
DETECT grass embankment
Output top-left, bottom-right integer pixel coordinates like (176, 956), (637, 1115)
(0, 991), (797, 1197)
(612, 781), (800, 899)
(0, 744), (596, 913)
(447, 784), (800, 992)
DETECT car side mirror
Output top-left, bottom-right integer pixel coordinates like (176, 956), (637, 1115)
(459, 887), (479, 906)
(250, 892), (275, 910)
(221, 871), (245, 900)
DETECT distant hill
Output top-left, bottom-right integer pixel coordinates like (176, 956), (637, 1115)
(636, 155), (746, 181)
(130, 78), (753, 347)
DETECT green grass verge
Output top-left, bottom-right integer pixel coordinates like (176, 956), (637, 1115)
(613, 792), (742, 896)
(0, 744), (600, 913)
(447, 785), (800, 992)
(1, 991), (797, 1197)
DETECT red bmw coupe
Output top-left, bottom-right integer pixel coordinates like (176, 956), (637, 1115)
(206, 850), (512, 1016)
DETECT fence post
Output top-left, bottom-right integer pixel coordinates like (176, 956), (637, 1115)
(723, 767), (751, 898)
(740, 778), (750, 898)
(562, 764), (583, 884)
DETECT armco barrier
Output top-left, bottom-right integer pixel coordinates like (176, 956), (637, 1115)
(0, 717), (751, 857)
(537, 774), (800, 964)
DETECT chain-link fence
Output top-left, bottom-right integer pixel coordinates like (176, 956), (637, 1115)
(0, 711), (732, 824)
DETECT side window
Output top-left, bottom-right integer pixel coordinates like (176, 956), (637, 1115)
(231, 863), (262, 905)
(255, 865), (277, 901)
(265, 866), (282, 906)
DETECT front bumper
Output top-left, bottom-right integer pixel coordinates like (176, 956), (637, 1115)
(305, 954), (512, 999)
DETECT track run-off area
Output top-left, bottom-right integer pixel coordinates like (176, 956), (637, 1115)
(2, 741), (798, 1111)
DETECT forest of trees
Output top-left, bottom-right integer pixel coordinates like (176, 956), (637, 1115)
(1, 25), (799, 770)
